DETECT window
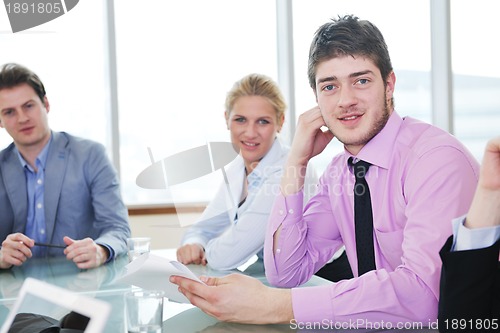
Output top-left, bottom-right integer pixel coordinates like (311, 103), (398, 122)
(451, 0), (500, 161)
(0, 1), (110, 154)
(114, 0), (278, 206)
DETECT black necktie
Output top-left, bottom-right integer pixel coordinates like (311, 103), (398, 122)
(349, 157), (376, 275)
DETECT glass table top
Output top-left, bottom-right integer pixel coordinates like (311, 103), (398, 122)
(0, 250), (435, 333)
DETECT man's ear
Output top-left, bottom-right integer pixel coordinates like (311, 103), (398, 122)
(43, 96), (50, 113)
(386, 71), (396, 99)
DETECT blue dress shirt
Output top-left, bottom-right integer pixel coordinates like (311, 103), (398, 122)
(16, 136), (52, 257)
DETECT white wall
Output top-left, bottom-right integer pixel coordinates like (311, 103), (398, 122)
(128, 213), (202, 250)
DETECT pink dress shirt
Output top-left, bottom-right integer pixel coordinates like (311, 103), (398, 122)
(264, 112), (480, 327)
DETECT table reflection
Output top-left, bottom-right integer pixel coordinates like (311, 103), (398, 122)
(2, 251), (430, 333)
(0, 254), (132, 332)
(163, 307), (296, 333)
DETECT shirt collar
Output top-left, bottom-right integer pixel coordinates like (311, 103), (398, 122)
(16, 132), (53, 171)
(247, 137), (285, 181)
(344, 111), (403, 170)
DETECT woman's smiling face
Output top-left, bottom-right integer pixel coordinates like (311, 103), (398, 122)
(226, 95), (283, 173)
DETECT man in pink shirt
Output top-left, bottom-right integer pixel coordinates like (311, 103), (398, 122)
(171, 15), (479, 327)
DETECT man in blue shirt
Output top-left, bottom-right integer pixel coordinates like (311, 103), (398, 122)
(0, 63), (130, 269)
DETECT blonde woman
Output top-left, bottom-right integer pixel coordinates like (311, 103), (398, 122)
(176, 73), (317, 270)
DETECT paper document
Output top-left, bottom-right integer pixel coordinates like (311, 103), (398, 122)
(115, 252), (204, 303)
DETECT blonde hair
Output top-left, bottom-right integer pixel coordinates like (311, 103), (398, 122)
(224, 73), (286, 124)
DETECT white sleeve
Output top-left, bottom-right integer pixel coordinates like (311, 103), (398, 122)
(452, 215), (500, 251)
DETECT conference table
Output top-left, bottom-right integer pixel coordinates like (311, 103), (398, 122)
(0, 249), (440, 332)
(0, 249), (329, 332)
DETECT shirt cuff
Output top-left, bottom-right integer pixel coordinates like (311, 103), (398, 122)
(270, 191), (304, 231)
(181, 237), (207, 249)
(98, 243), (114, 263)
(291, 285), (333, 324)
(452, 215), (500, 251)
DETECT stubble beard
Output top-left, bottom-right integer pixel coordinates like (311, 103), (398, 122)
(327, 97), (391, 148)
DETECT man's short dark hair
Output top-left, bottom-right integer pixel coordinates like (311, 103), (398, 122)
(0, 63), (46, 102)
(307, 15), (393, 91)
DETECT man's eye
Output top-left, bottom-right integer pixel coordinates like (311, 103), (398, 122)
(324, 85), (334, 91)
(357, 78), (369, 85)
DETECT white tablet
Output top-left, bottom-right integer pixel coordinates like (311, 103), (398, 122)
(0, 277), (111, 333)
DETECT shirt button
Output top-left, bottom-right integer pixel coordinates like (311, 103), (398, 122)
(288, 209), (294, 214)
(279, 210), (284, 215)
(40, 229), (45, 234)
(276, 249), (281, 254)
(37, 179), (42, 185)
(37, 203), (42, 209)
